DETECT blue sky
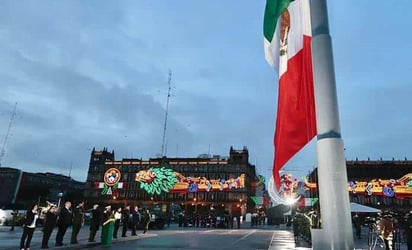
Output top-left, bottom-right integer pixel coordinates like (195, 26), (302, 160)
(1, 1), (412, 182)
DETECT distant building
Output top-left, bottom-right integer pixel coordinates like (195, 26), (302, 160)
(0, 167), (85, 209)
(0, 167), (22, 206)
(306, 159), (412, 210)
(84, 146), (258, 215)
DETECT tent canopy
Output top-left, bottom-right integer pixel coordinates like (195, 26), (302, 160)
(350, 202), (381, 213)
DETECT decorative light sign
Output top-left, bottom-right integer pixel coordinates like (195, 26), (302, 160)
(135, 167), (245, 195)
(268, 175), (300, 205)
(104, 168), (121, 186)
(257, 174), (266, 189)
(96, 168), (124, 196)
(280, 173), (299, 197)
(304, 173), (412, 198)
(251, 196), (270, 205)
(135, 167), (178, 195)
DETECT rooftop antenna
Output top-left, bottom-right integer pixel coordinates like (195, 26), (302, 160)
(161, 69), (172, 157)
(68, 161), (73, 178)
(0, 102), (17, 167)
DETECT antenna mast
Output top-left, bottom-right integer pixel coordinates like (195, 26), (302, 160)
(68, 161), (73, 178)
(0, 102), (18, 167)
(161, 69), (172, 157)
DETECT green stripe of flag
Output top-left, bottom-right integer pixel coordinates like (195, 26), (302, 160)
(311, 198), (318, 206)
(263, 0), (291, 42)
(251, 196), (259, 204)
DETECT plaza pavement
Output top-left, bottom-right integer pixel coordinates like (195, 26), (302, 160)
(0, 223), (407, 249)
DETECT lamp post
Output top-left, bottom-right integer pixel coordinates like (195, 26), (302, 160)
(57, 192), (63, 208)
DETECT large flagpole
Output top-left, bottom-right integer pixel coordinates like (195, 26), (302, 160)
(310, 0), (354, 248)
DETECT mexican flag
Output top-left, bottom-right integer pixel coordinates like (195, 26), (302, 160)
(298, 197), (319, 207)
(264, 0), (317, 189)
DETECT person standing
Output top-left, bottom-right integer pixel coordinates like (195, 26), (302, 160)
(166, 211), (172, 228)
(71, 201), (84, 244)
(131, 206), (140, 236)
(121, 205), (130, 237)
(292, 215), (300, 241)
(178, 211), (184, 227)
(406, 211), (412, 250)
(379, 212), (395, 250)
(352, 213), (362, 239)
(55, 201), (72, 246)
(88, 204), (101, 242)
(41, 205), (58, 249)
(235, 215), (241, 229)
(142, 208), (151, 234)
(113, 207), (122, 239)
(10, 209), (19, 231)
(232, 209), (241, 229)
(102, 205), (112, 223)
(20, 204), (39, 250)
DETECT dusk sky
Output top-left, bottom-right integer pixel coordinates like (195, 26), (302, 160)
(1, 1), (412, 183)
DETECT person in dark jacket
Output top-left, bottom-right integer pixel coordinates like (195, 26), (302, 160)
(142, 208), (151, 234)
(20, 204), (39, 250)
(121, 205), (130, 237)
(352, 213), (362, 239)
(41, 205), (58, 249)
(71, 201), (84, 244)
(379, 213), (395, 250)
(131, 205), (140, 236)
(88, 204), (101, 242)
(55, 201), (72, 246)
(10, 209), (19, 231)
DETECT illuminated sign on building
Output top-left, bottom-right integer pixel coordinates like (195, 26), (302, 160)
(256, 174), (265, 188)
(95, 168), (124, 196)
(104, 168), (121, 186)
(135, 167), (245, 195)
(304, 173), (412, 198)
(134, 167), (178, 195)
(268, 174), (301, 205)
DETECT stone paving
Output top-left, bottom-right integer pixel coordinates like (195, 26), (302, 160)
(1, 223), (407, 249)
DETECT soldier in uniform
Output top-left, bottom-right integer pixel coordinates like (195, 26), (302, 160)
(71, 201), (85, 244)
(88, 204), (101, 242)
(55, 201), (72, 246)
(121, 205), (131, 237)
(41, 205), (58, 249)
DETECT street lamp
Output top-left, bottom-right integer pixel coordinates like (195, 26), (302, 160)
(57, 192), (63, 208)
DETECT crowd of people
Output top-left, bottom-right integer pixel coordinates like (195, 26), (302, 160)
(251, 210), (267, 226)
(17, 201), (152, 250)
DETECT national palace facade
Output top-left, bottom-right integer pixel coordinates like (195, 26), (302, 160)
(306, 158), (412, 211)
(84, 146), (259, 216)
